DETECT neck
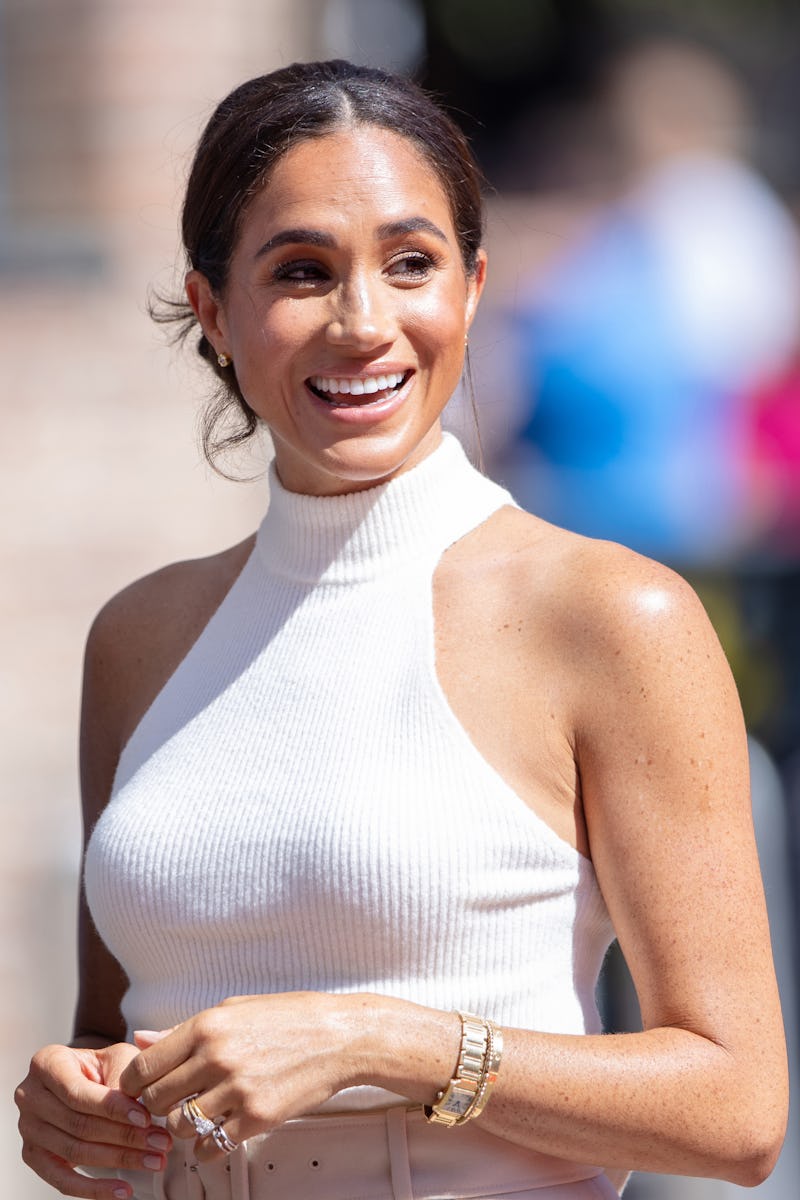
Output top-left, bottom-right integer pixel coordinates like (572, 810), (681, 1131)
(255, 432), (513, 585)
(269, 425), (445, 499)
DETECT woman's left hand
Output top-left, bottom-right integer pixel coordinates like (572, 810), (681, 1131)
(118, 992), (366, 1159)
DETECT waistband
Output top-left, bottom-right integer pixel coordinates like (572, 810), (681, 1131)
(117, 1105), (610, 1200)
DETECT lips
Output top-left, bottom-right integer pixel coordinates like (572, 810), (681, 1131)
(307, 370), (411, 407)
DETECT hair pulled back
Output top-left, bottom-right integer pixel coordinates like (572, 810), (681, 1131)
(161, 60), (485, 467)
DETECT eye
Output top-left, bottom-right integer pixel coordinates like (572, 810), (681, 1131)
(271, 259), (329, 286)
(386, 251), (440, 283)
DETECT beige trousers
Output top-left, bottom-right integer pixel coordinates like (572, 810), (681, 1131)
(111, 1106), (620, 1200)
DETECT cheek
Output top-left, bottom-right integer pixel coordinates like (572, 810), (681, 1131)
(402, 289), (468, 363)
(235, 301), (321, 367)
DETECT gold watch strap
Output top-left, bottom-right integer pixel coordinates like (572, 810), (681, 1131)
(424, 1012), (489, 1128)
(463, 1020), (503, 1121)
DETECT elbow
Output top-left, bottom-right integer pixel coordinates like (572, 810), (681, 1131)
(726, 1145), (783, 1189)
(700, 1039), (789, 1186)
(718, 1106), (787, 1187)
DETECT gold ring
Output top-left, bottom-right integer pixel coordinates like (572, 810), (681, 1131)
(181, 1095), (217, 1138)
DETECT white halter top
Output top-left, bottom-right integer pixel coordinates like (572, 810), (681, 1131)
(85, 433), (614, 1105)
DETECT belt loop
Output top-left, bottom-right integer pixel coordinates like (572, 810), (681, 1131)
(386, 1107), (414, 1200)
(184, 1153), (205, 1200)
(228, 1142), (250, 1200)
(153, 1163), (168, 1200)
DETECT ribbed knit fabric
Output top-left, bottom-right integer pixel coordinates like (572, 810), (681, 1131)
(85, 433), (615, 1106)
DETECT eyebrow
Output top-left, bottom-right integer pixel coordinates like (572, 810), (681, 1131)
(254, 228), (335, 258)
(253, 216), (449, 259)
(376, 217), (449, 244)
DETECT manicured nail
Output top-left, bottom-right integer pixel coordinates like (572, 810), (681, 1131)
(143, 1154), (163, 1171)
(147, 1131), (171, 1151)
(128, 1109), (149, 1127)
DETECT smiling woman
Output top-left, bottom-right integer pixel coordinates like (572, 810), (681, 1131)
(185, 121), (483, 494)
(14, 60), (787, 1200)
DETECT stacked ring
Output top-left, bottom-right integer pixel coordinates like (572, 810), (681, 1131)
(211, 1124), (239, 1153)
(181, 1095), (217, 1138)
(180, 1094), (239, 1154)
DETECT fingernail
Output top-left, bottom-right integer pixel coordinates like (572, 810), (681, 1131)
(147, 1131), (171, 1151)
(113, 1190), (130, 1199)
(143, 1154), (163, 1171)
(128, 1109), (149, 1127)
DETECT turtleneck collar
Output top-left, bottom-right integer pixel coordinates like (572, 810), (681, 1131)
(255, 433), (513, 585)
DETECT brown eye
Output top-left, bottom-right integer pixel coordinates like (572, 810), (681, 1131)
(272, 260), (329, 285)
(386, 252), (438, 281)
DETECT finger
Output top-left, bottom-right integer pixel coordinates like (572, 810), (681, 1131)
(23, 1112), (170, 1174)
(95, 1043), (149, 1094)
(21, 1142), (134, 1200)
(19, 1052), (151, 1134)
(183, 1101), (240, 1166)
(138, 1060), (215, 1118)
(133, 1029), (173, 1049)
(19, 1089), (172, 1158)
(168, 1083), (275, 1161)
(164, 1089), (233, 1142)
(120, 1024), (192, 1098)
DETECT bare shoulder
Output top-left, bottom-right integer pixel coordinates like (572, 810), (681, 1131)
(475, 505), (718, 663)
(88, 536), (254, 662)
(80, 536), (255, 819)
(453, 502), (739, 748)
(89, 534), (253, 661)
(486, 510), (748, 810)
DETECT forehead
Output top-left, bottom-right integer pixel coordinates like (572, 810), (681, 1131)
(238, 124), (456, 245)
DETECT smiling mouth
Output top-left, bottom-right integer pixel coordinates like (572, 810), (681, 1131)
(307, 370), (411, 407)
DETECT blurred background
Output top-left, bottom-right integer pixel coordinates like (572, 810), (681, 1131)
(1, 1), (798, 1196)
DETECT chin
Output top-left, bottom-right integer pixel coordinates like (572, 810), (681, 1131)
(279, 426), (443, 496)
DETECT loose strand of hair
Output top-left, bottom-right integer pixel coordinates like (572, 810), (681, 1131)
(463, 345), (485, 473)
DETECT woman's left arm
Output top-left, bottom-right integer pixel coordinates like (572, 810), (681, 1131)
(472, 555), (788, 1183)
(119, 555), (787, 1185)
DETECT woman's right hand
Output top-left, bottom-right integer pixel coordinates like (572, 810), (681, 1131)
(15, 1042), (173, 1200)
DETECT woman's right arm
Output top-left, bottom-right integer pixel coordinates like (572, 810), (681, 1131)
(15, 597), (174, 1200)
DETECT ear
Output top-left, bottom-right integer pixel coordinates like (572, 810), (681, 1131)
(464, 249), (487, 332)
(185, 270), (230, 358)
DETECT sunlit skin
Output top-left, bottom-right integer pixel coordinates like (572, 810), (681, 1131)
(187, 125), (486, 496)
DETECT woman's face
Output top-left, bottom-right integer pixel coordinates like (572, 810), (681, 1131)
(187, 124), (486, 496)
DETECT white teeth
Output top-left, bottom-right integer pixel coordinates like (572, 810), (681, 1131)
(309, 371), (406, 396)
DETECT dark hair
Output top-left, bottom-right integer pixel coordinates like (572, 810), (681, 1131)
(157, 60), (485, 467)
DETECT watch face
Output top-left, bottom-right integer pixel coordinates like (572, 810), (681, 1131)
(440, 1090), (473, 1117)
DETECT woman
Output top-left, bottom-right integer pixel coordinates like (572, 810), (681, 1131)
(15, 60), (787, 1200)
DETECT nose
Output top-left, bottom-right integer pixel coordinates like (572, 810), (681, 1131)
(326, 273), (397, 351)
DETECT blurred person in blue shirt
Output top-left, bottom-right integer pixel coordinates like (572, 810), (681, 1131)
(500, 39), (800, 568)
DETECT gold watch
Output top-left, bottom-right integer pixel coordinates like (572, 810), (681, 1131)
(424, 1012), (490, 1127)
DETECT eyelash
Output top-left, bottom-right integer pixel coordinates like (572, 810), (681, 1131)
(271, 260), (327, 284)
(270, 249), (442, 286)
(387, 250), (441, 280)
